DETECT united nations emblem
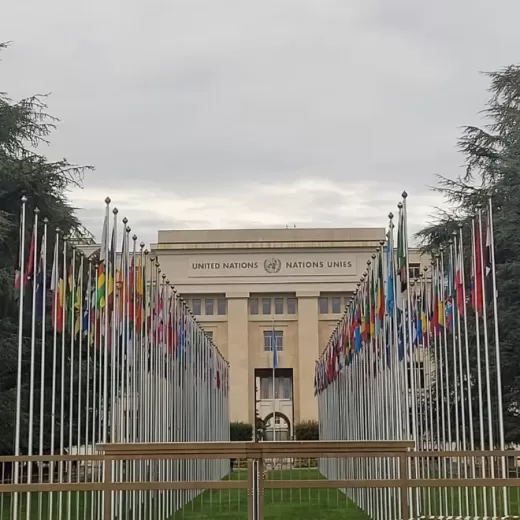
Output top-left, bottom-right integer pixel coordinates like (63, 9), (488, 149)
(264, 258), (282, 274)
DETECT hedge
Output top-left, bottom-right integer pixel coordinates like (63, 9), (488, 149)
(294, 420), (319, 440)
(230, 421), (253, 442)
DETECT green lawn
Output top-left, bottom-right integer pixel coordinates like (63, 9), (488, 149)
(171, 469), (369, 519)
(2, 469), (520, 519)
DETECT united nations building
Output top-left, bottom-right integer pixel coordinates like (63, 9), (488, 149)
(149, 227), (425, 440)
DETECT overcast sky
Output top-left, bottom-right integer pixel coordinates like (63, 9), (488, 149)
(2, 0), (519, 246)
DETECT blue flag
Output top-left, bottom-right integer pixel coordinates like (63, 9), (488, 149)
(272, 327), (278, 369)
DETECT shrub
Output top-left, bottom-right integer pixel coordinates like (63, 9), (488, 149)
(230, 421), (253, 442)
(294, 420), (319, 440)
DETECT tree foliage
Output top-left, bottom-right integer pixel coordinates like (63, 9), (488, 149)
(416, 65), (520, 444)
(0, 43), (94, 455)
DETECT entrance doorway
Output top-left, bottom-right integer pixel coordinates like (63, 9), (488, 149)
(254, 368), (294, 440)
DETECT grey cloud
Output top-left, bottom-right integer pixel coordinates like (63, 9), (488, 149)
(2, 0), (520, 227)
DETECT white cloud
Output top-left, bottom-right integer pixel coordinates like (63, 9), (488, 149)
(70, 177), (443, 247)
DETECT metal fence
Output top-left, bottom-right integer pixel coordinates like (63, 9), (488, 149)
(1, 441), (520, 519)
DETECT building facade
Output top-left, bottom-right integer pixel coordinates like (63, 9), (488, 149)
(150, 228), (425, 438)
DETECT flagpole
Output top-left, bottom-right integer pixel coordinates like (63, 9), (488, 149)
(58, 234), (68, 520)
(471, 217), (487, 517)
(449, 237), (463, 515)
(433, 253), (448, 516)
(48, 227), (60, 520)
(453, 231), (469, 514)
(478, 204), (497, 517)
(67, 245), (77, 520)
(459, 223), (477, 515)
(12, 194), (27, 520)
(488, 197), (508, 515)
(26, 207), (39, 520)
(76, 250), (85, 520)
(271, 315), (276, 442)
(85, 257), (93, 520)
(37, 216), (48, 520)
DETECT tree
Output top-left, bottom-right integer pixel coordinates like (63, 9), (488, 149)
(416, 65), (520, 444)
(0, 43), (94, 455)
(255, 409), (265, 441)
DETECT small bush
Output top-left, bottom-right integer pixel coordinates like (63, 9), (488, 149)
(230, 421), (253, 442)
(294, 420), (319, 441)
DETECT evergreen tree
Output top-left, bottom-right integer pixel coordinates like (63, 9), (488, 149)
(417, 65), (520, 444)
(0, 43), (94, 455)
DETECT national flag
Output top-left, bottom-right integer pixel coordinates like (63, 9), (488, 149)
(471, 222), (484, 314)
(397, 210), (407, 294)
(50, 241), (60, 330)
(99, 212), (109, 262)
(97, 264), (106, 308)
(107, 226), (115, 311)
(437, 271), (445, 330)
(377, 253), (385, 322)
(370, 269), (376, 338)
(456, 240), (465, 317)
(484, 213), (493, 301)
(18, 228), (36, 296)
(272, 325), (278, 369)
(420, 286), (427, 342)
(35, 242), (45, 318)
(385, 240), (394, 314)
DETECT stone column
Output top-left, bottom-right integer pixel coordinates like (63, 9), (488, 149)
(296, 291), (320, 422)
(226, 292), (250, 423)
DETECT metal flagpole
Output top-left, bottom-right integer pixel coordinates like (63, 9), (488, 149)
(13, 195), (27, 520)
(37, 217), (48, 520)
(67, 245), (77, 520)
(449, 238), (462, 514)
(478, 204), (497, 517)
(271, 316), (277, 442)
(48, 227), (60, 520)
(26, 207), (39, 520)
(471, 217), (487, 517)
(85, 258), (93, 520)
(488, 197), (508, 515)
(58, 235), (68, 520)
(76, 250), (85, 520)
(453, 231), (469, 514)
(101, 197), (110, 520)
(459, 223), (478, 516)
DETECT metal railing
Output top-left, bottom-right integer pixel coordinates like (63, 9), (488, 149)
(1, 441), (520, 519)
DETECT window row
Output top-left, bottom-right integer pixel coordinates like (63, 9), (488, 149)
(259, 375), (292, 400)
(319, 295), (349, 314)
(250, 297), (297, 315)
(191, 298), (227, 316)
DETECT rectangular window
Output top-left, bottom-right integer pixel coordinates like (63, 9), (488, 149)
(192, 298), (201, 315)
(287, 297), (297, 315)
(282, 377), (292, 399)
(274, 297), (284, 315)
(260, 377), (271, 399)
(407, 362), (425, 389)
(263, 330), (283, 351)
(217, 298), (227, 315)
(205, 331), (214, 341)
(262, 298), (272, 315)
(319, 297), (328, 314)
(331, 296), (342, 314)
(205, 298), (214, 315)
(409, 263), (421, 280)
(250, 298), (259, 315)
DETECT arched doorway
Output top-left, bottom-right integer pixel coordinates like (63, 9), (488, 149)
(262, 411), (291, 441)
